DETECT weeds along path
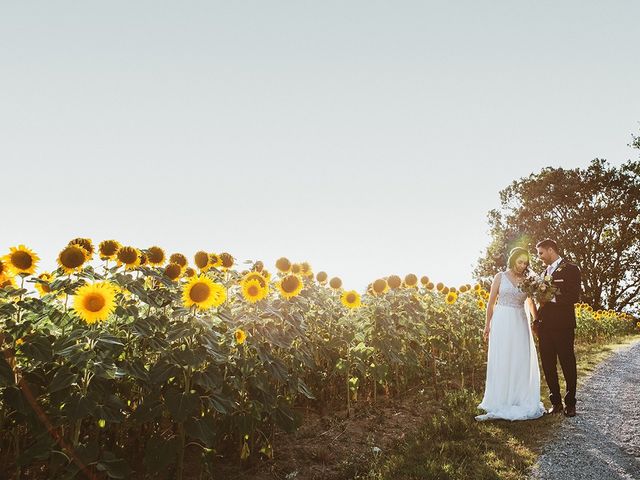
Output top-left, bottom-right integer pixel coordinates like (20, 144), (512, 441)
(531, 340), (640, 480)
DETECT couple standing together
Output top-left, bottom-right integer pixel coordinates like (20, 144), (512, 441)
(475, 239), (582, 421)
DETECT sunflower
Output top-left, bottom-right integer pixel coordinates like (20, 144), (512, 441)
(477, 299), (486, 310)
(73, 282), (117, 324)
(372, 279), (389, 295)
(241, 279), (268, 303)
(0, 259), (9, 277)
(277, 274), (303, 299)
(436, 282), (444, 291)
(194, 251), (210, 271)
(0, 273), (16, 289)
(69, 238), (95, 260)
(341, 290), (361, 309)
(98, 240), (121, 260)
(404, 274), (418, 288)
(34, 272), (53, 297)
(450, 287), (457, 293)
(57, 245), (87, 275)
(219, 252), (234, 270)
(442, 287), (450, 295)
(445, 292), (458, 305)
(426, 282), (435, 290)
(146, 246), (166, 266)
(169, 253), (188, 267)
(184, 267), (196, 278)
(164, 263), (184, 281)
(252, 261), (264, 272)
(459, 285), (468, 293)
(291, 263), (302, 274)
(275, 257), (291, 273)
(209, 253), (223, 268)
(300, 262), (313, 277)
(329, 277), (342, 289)
(316, 271), (328, 284)
(117, 246), (141, 270)
(387, 275), (401, 289)
(138, 253), (148, 267)
(241, 271), (268, 288)
(473, 284), (481, 292)
(3, 245), (39, 276)
(182, 274), (226, 310)
(420, 276), (430, 285)
(235, 329), (247, 345)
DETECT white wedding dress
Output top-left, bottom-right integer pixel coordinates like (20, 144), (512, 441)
(475, 271), (545, 421)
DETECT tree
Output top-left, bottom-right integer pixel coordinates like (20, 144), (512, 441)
(475, 136), (640, 314)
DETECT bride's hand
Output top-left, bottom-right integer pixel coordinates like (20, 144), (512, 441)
(483, 325), (490, 343)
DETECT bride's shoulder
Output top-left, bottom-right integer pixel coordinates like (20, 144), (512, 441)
(492, 271), (503, 284)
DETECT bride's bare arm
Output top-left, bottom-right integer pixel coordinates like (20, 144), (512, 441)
(527, 297), (538, 319)
(483, 273), (501, 342)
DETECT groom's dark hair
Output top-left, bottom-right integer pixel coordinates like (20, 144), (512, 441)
(536, 239), (558, 252)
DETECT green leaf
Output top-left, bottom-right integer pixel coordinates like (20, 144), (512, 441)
(49, 367), (78, 393)
(165, 388), (199, 423)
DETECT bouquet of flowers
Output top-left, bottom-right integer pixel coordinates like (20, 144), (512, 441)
(518, 273), (558, 304)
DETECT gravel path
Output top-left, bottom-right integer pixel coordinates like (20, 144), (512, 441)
(530, 339), (640, 480)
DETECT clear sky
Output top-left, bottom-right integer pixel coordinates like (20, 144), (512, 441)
(1, 1), (639, 292)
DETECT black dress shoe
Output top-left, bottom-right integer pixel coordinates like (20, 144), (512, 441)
(547, 404), (564, 414)
(564, 405), (576, 417)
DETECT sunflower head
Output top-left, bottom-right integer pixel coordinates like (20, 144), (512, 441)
(426, 282), (435, 290)
(3, 245), (39, 276)
(169, 253), (188, 267)
(235, 329), (247, 345)
(164, 263), (183, 281)
(445, 292), (458, 305)
(420, 276), (430, 285)
(182, 274), (226, 310)
(117, 246), (141, 270)
(459, 285), (468, 293)
(241, 279), (268, 303)
(449, 287), (457, 293)
(98, 240), (121, 260)
(341, 290), (361, 309)
(0, 274), (17, 289)
(278, 274), (303, 299)
(275, 257), (291, 273)
(252, 261), (264, 272)
(404, 274), (418, 287)
(436, 282), (445, 291)
(442, 287), (450, 295)
(329, 277), (342, 290)
(241, 272), (268, 288)
(194, 251), (210, 270)
(57, 245), (87, 275)
(372, 279), (389, 295)
(73, 282), (117, 324)
(219, 252), (234, 270)
(146, 246), (166, 266)
(209, 253), (222, 268)
(477, 299), (485, 309)
(0, 259), (9, 277)
(387, 275), (401, 289)
(291, 263), (302, 274)
(34, 272), (53, 297)
(138, 253), (148, 267)
(69, 238), (94, 260)
(184, 267), (196, 278)
(300, 262), (313, 277)
(316, 271), (328, 284)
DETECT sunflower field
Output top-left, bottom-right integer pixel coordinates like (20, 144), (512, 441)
(0, 240), (637, 479)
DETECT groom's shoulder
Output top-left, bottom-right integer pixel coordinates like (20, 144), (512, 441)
(562, 261), (580, 273)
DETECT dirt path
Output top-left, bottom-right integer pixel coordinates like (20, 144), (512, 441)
(530, 339), (640, 479)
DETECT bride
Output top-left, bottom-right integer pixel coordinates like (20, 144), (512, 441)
(475, 247), (545, 421)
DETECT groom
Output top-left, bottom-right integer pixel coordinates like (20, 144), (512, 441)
(534, 239), (581, 417)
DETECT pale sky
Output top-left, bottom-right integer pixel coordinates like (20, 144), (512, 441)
(2, 1), (639, 292)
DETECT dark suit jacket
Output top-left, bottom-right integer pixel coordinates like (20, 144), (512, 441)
(537, 260), (581, 330)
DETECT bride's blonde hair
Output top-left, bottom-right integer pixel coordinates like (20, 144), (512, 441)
(507, 247), (529, 269)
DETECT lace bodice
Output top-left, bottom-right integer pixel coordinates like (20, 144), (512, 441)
(496, 272), (527, 308)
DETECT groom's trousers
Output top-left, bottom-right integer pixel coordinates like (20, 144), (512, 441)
(538, 327), (577, 407)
